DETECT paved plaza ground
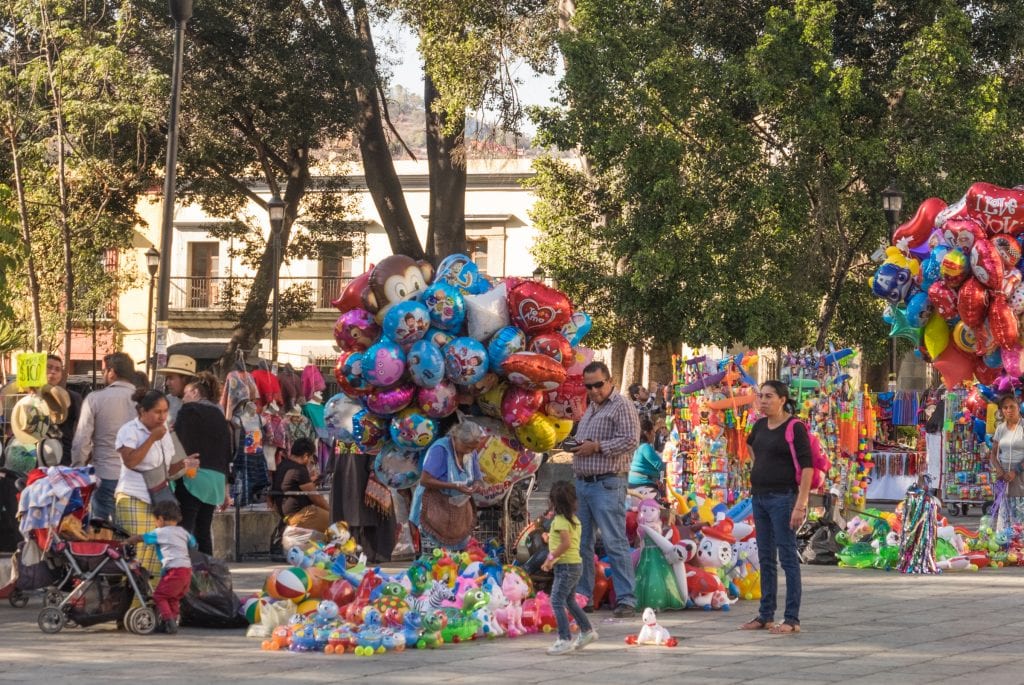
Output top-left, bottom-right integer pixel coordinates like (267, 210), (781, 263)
(2, 561), (1024, 684)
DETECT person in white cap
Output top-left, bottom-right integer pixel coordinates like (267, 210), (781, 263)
(157, 354), (197, 425)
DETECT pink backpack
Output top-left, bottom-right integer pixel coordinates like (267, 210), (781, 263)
(784, 418), (830, 489)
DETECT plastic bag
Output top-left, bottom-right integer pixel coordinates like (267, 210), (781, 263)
(179, 550), (247, 628)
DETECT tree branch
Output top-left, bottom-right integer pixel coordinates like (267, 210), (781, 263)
(377, 81), (417, 160)
(207, 160), (268, 209)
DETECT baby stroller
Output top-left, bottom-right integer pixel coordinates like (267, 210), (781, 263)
(37, 537), (156, 634)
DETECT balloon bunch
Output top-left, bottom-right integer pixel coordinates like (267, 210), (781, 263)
(324, 254), (594, 504)
(871, 182), (1024, 388)
(896, 489), (940, 575)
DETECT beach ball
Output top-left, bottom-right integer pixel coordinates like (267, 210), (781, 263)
(269, 567), (312, 602)
(242, 594), (268, 624)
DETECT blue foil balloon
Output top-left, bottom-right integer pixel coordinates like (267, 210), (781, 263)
(487, 326), (526, 373)
(983, 348), (1003, 369)
(443, 336), (488, 385)
(407, 339), (446, 388)
(420, 282), (466, 332)
(373, 442), (424, 490)
(435, 254), (487, 294)
(905, 291), (933, 327)
(382, 300), (430, 346)
(362, 340), (407, 387)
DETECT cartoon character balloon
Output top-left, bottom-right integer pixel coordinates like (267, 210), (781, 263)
(365, 384), (415, 416)
(420, 282), (466, 333)
(323, 393), (361, 440)
(488, 326), (527, 374)
(528, 333), (574, 368)
(500, 386), (544, 428)
(407, 339), (446, 388)
(443, 337), (489, 386)
(435, 254), (489, 295)
(382, 300), (430, 346)
(362, 255), (434, 323)
(544, 376), (587, 421)
(389, 410), (438, 449)
(353, 410), (388, 453)
(560, 312), (592, 347)
(362, 340), (407, 387)
(416, 381), (459, 419)
(501, 352), (568, 391)
(373, 442), (423, 489)
(333, 308), (381, 351)
(334, 351), (371, 396)
(870, 261), (917, 304)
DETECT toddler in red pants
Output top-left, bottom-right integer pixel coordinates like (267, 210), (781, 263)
(125, 499), (196, 634)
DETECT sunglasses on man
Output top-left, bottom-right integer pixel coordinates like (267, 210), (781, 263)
(584, 380), (606, 390)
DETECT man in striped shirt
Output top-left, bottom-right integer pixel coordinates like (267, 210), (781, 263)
(568, 361), (640, 617)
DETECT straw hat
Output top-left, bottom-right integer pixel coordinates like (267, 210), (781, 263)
(157, 354), (197, 377)
(10, 395), (51, 445)
(39, 384), (71, 424)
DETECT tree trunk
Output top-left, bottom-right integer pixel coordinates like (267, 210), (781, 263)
(424, 71), (467, 261)
(610, 339), (628, 388)
(647, 340), (676, 387)
(814, 247), (855, 349)
(5, 115), (43, 351)
(217, 149), (311, 372)
(39, 3), (74, 360)
(324, 0), (424, 259)
(629, 346), (644, 388)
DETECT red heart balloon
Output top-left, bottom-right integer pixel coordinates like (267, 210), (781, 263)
(331, 268), (372, 313)
(965, 182), (1024, 236)
(970, 238), (1005, 290)
(992, 236), (1022, 270)
(974, 359), (1000, 385)
(894, 197), (947, 248)
(528, 332), (574, 368)
(988, 293), (1018, 348)
(506, 281), (572, 335)
(545, 375), (588, 420)
(928, 281), (959, 320)
(501, 352), (568, 391)
(942, 218), (986, 253)
(501, 385), (544, 428)
(957, 277), (989, 329)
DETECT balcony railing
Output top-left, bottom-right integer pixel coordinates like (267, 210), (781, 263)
(168, 276), (352, 311)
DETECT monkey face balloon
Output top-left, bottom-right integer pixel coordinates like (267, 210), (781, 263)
(362, 255), (435, 324)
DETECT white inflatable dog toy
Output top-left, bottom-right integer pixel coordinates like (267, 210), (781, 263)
(626, 607), (678, 647)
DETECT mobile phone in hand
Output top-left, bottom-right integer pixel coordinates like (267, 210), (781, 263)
(561, 437), (581, 452)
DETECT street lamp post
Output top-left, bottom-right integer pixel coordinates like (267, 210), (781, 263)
(532, 267), (544, 282)
(268, 194), (286, 364)
(882, 181), (905, 386)
(154, 0), (193, 375)
(145, 247), (160, 381)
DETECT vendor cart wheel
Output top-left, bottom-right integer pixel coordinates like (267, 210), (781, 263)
(38, 607), (66, 634)
(125, 606), (158, 635)
(947, 503), (961, 517)
(43, 589), (65, 608)
(8, 590), (29, 608)
(961, 504), (971, 516)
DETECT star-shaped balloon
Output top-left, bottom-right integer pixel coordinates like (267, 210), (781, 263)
(888, 306), (921, 346)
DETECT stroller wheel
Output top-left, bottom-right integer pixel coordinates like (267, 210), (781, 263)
(43, 589), (65, 608)
(38, 607), (66, 634)
(9, 591), (29, 609)
(125, 606), (158, 635)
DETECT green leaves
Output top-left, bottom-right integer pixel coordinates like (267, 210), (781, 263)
(532, 0), (1024, 356)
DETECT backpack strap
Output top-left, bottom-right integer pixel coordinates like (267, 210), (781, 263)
(784, 417), (801, 475)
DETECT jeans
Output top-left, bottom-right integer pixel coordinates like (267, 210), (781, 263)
(551, 563), (591, 641)
(575, 475), (635, 608)
(176, 483), (215, 555)
(753, 492), (802, 624)
(90, 478), (118, 523)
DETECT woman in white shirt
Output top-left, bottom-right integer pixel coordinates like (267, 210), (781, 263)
(990, 395), (1024, 531)
(114, 389), (196, 578)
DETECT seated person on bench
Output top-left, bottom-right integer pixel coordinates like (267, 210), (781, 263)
(270, 438), (329, 533)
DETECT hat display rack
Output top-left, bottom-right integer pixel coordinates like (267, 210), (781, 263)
(0, 382), (69, 474)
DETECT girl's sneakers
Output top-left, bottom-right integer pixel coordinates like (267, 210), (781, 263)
(546, 639), (574, 655)
(574, 630), (598, 650)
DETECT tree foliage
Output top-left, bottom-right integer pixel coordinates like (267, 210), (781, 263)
(0, 0), (164, 352)
(530, 0), (1024, 359)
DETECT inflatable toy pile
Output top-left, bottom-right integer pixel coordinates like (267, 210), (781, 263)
(245, 524), (588, 654)
(325, 254), (595, 505)
(870, 182), (1024, 390)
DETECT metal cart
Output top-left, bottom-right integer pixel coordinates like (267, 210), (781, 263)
(473, 474), (536, 565)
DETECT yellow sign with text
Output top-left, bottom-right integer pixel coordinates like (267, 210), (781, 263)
(16, 352), (47, 388)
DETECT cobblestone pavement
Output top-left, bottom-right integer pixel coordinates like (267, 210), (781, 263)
(2, 563), (1024, 684)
